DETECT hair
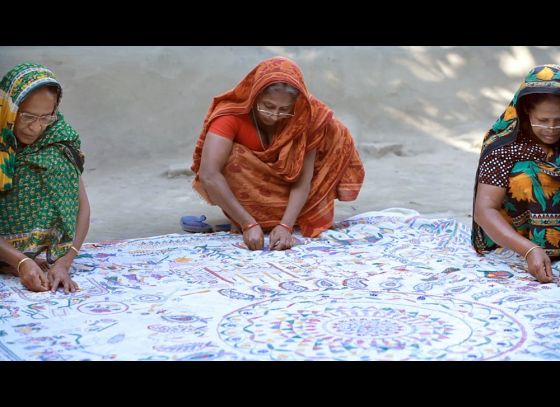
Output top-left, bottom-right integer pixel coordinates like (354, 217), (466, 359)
(25, 84), (62, 109)
(517, 92), (560, 134)
(43, 84), (62, 106)
(262, 83), (300, 98)
(520, 92), (560, 113)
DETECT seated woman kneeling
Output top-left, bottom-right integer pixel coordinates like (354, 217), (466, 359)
(0, 63), (90, 293)
(473, 64), (560, 284)
(191, 56), (364, 251)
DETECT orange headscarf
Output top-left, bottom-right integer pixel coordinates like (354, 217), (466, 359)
(191, 56), (364, 237)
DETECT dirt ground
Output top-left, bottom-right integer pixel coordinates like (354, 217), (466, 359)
(2, 46), (559, 242)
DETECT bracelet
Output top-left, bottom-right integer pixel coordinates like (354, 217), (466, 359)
(242, 222), (259, 233)
(523, 245), (541, 261)
(277, 223), (293, 233)
(17, 257), (32, 275)
(70, 245), (80, 255)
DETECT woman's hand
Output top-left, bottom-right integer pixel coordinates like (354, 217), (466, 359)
(525, 247), (554, 283)
(269, 225), (294, 251)
(243, 225), (264, 250)
(18, 260), (50, 292)
(48, 258), (79, 294)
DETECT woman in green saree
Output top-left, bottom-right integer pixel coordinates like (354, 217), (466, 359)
(0, 63), (90, 293)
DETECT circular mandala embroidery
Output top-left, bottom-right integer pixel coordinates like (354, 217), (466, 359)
(218, 291), (526, 360)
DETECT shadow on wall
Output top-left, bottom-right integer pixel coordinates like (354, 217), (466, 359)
(1, 46), (559, 168)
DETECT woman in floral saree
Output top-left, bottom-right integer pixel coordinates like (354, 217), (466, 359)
(473, 64), (560, 284)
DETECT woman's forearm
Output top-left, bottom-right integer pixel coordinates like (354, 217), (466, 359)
(281, 149), (316, 227)
(72, 177), (90, 250)
(0, 238), (27, 268)
(281, 182), (311, 227)
(475, 207), (536, 256)
(56, 177), (90, 267)
(201, 173), (256, 227)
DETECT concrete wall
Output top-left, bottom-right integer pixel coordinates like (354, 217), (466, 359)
(2, 46), (560, 241)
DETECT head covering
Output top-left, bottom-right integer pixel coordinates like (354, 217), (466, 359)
(0, 63), (83, 261)
(0, 63), (63, 191)
(192, 56), (334, 183)
(472, 64), (560, 252)
(479, 64), (560, 160)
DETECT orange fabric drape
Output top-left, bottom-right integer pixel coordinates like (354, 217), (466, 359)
(191, 56), (364, 237)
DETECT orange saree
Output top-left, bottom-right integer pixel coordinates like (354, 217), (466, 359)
(191, 56), (364, 237)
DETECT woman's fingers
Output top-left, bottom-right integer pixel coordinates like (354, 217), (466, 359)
(530, 261), (554, 283)
(544, 259), (553, 281)
(270, 237), (293, 251)
(537, 264), (553, 283)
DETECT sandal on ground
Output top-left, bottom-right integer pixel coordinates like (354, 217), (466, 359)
(180, 215), (231, 233)
(180, 215), (213, 233)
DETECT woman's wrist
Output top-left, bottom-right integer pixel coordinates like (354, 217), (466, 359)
(17, 257), (32, 275)
(277, 223), (293, 233)
(523, 245), (541, 261)
(56, 253), (74, 268)
(242, 222), (259, 233)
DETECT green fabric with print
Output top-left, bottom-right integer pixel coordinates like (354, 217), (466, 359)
(0, 113), (83, 260)
(0, 63), (83, 262)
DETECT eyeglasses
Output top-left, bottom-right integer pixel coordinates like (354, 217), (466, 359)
(18, 112), (57, 126)
(530, 122), (560, 130)
(256, 104), (295, 118)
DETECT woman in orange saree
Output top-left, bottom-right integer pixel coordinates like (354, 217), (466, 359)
(191, 56), (364, 250)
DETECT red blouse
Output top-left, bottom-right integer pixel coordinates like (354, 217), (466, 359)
(208, 114), (263, 151)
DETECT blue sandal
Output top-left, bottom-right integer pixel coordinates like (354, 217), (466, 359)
(181, 215), (213, 233)
(180, 215), (231, 233)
